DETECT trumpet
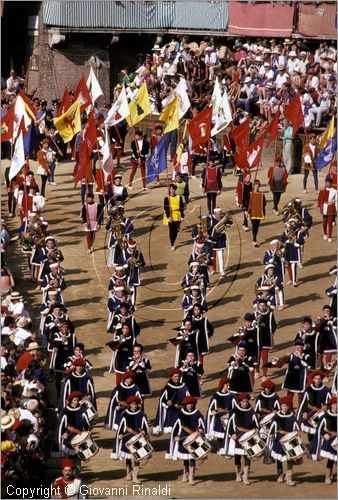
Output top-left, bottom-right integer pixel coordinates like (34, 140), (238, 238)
(127, 255), (141, 268)
(273, 241), (285, 258)
(196, 254), (210, 266)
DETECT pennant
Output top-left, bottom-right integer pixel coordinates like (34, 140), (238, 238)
(283, 93), (304, 137)
(265, 107), (280, 147)
(9, 132), (25, 181)
(56, 87), (72, 117)
(159, 97), (179, 134)
(105, 85), (130, 127)
(319, 116), (335, 148)
(14, 96), (32, 135)
(127, 82), (151, 127)
(316, 137), (337, 170)
(210, 77), (222, 121)
(87, 67), (104, 103)
(0, 105), (14, 142)
(187, 107), (213, 149)
(53, 99), (81, 143)
(246, 133), (266, 169)
(74, 75), (92, 113)
(211, 88), (232, 137)
(176, 79), (191, 119)
(102, 126), (114, 174)
(23, 123), (40, 156)
(146, 137), (167, 185)
(18, 89), (37, 119)
(232, 118), (250, 165)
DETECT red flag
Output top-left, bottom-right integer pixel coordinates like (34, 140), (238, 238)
(265, 107), (280, 147)
(232, 118), (250, 165)
(75, 139), (92, 184)
(56, 87), (72, 117)
(246, 133), (266, 169)
(74, 75), (92, 113)
(283, 94), (304, 137)
(1, 105), (14, 142)
(18, 89), (37, 118)
(187, 107), (212, 149)
(83, 110), (97, 151)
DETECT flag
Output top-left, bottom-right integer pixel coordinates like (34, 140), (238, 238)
(74, 75), (92, 113)
(187, 107), (213, 149)
(210, 77), (222, 121)
(9, 132), (25, 181)
(83, 110), (97, 150)
(176, 79), (191, 119)
(159, 97), (179, 134)
(18, 89), (36, 120)
(211, 89), (232, 137)
(23, 123), (40, 155)
(246, 133), (266, 169)
(127, 82), (151, 127)
(265, 107), (280, 147)
(75, 138), (92, 184)
(14, 95), (32, 134)
(87, 67), (103, 103)
(232, 118), (250, 165)
(102, 126), (113, 174)
(53, 99), (81, 143)
(319, 116), (335, 148)
(283, 93), (304, 137)
(56, 87), (72, 117)
(316, 137), (337, 170)
(146, 136), (167, 185)
(0, 105), (14, 142)
(105, 85), (130, 127)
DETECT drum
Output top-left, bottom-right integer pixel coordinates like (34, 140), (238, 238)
(331, 437), (337, 451)
(308, 409), (325, 429)
(125, 432), (153, 462)
(238, 429), (266, 460)
(71, 432), (99, 461)
(260, 413), (275, 433)
(80, 398), (98, 422)
(183, 431), (212, 460)
(279, 431), (306, 461)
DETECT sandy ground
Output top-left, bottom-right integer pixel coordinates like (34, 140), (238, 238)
(1, 150), (336, 499)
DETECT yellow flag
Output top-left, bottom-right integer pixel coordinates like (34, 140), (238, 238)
(127, 83), (151, 126)
(160, 97), (179, 134)
(319, 116), (335, 148)
(53, 99), (81, 143)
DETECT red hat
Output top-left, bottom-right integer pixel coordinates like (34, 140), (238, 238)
(62, 458), (75, 469)
(169, 367), (181, 378)
(66, 391), (83, 402)
(309, 370), (325, 380)
(12, 420), (25, 432)
(181, 396), (197, 406)
(261, 379), (275, 389)
(122, 370), (135, 380)
(327, 396), (337, 406)
(237, 393), (251, 401)
(72, 358), (86, 367)
(279, 397), (293, 406)
(218, 376), (231, 388)
(126, 395), (141, 405)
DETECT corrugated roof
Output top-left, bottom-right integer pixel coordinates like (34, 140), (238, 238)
(43, 1), (228, 31)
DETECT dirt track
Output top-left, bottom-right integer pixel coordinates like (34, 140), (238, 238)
(2, 152), (336, 498)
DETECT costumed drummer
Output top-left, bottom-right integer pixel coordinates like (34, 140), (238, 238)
(57, 391), (90, 457)
(205, 376), (235, 442)
(267, 396), (300, 486)
(165, 396), (205, 486)
(308, 396), (337, 484)
(254, 379), (280, 420)
(111, 395), (150, 484)
(60, 357), (96, 411)
(163, 183), (185, 251)
(104, 371), (141, 431)
(219, 393), (259, 485)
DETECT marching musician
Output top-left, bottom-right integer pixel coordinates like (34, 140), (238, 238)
(280, 218), (305, 287)
(41, 262), (66, 303)
(267, 396), (300, 486)
(291, 198), (313, 235)
(64, 342), (93, 374)
(186, 304), (214, 362)
(107, 286), (132, 331)
(179, 351), (204, 398)
(191, 216), (213, 265)
(124, 343), (152, 400)
(236, 171), (252, 232)
(254, 298), (277, 381)
(326, 265), (337, 318)
(225, 341), (255, 394)
(166, 396), (205, 485)
(205, 376), (235, 442)
(220, 393), (259, 485)
(108, 323), (135, 383)
(129, 130), (150, 191)
(294, 317), (321, 370)
(81, 193), (102, 254)
(163, 183), (185, 251)
(57, 391), (90, 457)
(172, 318), (209, 367)
(254, 379), (280, 420)
(106, 204), (134, 267)
(253, 286), (276, 311)
(107, 174), (128, 208)
(209, 208), (231, 277)
(117, 239), (146, 306)
(108, 264), (128, 292)
(48, 319), (76, 397)
(188, 240), (211, 286)
(111, 395), (150, 484)
(104, 371), (141, 431)
(263, 240), (285, 310)
(181, 262), (208, 295)
(108, 301), (140, 337)
(60, 357), (96, 411)
(248, 179), (266, 247)
(38, 235), (64, 283)
(281, 339), (311, 403)
(308, 396), (337, 484)
(181, 285), (208, 318)
(153, 368), (190, 436)
(316, 305), (337, 370)
(297, 371), (331, 443)
(51, 458), (88, 499)
(39, 290), (63, 337)
(201, 156), (222, 215)
(44, 303), (70, 344)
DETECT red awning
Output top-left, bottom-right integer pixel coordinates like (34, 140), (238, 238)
(297, 2), (336, 38)
(228, 2), (294, 38)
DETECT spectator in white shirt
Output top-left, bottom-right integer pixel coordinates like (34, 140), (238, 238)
(287, 51), (300, 75)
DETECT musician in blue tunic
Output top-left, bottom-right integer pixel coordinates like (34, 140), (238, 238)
(308, 396), (337, 484)
(173, 318), (209, 367)
(123, 343), (152, 399)
(187, 240), (211, 286)
(41, 262), (66, 302)
(116, 239), (146, 306)
(263, 239), (285, 290)
(267, 396), (300, 485)
(281, 339), (311, 403)
(225, 341), (255, 394)
(280, 220), (305, 286)
(104, 371), (141, 431)
(255, 379), (280, 420)
(166, 396), (205, 485)
(209, 208), (231, 277)
(60, 357), (96, 411)
(297, 371), (331, 442)
(106, 205), (134, 266)
(108, 301), (140, 337)
(181, 285), (208, 318)
(111, 395), (149, 483)
(153, 368), (190, 436)
(108, 324), (135, 384)
(294, 316), (321, 370)
(108, 265), (128, 291)
(107, 286), (132, 331)
(179, 351), (204, 398)
(316, 305), (337, 369)
(205, 376), (235, 441)
(57, 391), (90, 456)
(219, 393), (259, 485)
(254, 299), (277, 380)
(181, 262), (208, 295)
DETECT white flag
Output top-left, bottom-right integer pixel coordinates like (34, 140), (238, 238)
(13, 96), (31, 139)
(210, 77), (222, 121)
(102, 126), (113, 174)
(211, 88), (232, 137)
(176, 79), (191, 119)
(105, 85), (130, 127)
(86, 67), (104, 103)
(9, 132), (25, 180)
